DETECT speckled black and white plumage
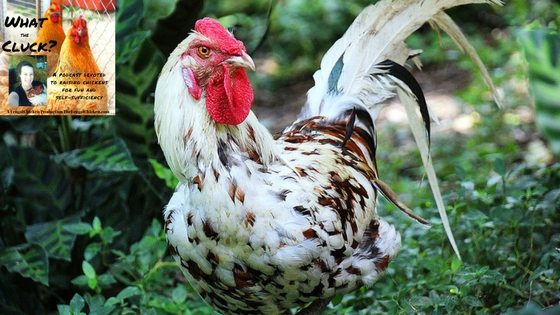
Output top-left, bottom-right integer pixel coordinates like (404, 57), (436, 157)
(155, 0), (501, 313)
(162, 114), (400, 314)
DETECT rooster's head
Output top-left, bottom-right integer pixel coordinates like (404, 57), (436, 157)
(174, 18), (255, 125)
(69, 16), (89, 45)
(46, 1), (62, 24)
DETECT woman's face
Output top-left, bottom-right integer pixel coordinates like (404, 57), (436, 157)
(20, 65), (34, 88)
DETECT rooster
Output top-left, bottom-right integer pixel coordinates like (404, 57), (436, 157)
(154, 0), (501, 314)
(47, 16), (108, 112)
(34, 0), (65, 76)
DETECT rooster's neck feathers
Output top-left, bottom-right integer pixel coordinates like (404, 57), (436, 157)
(155, 42), (278, 183)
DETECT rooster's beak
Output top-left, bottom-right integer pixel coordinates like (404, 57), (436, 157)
(225, 52), (255, 71)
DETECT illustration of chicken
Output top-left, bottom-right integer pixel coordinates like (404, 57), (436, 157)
(154, 0), (501, 313)
(48, 16), (108, 112)
(34, 0), (65, 76)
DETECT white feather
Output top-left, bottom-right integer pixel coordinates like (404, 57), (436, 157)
(430, 11), (504, 108)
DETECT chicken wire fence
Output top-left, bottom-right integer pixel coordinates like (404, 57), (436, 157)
(4, 0), (116, 109)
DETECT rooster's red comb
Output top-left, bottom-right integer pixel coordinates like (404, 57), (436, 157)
(73, 15), (86, 26)
(195, 17), (246, 56)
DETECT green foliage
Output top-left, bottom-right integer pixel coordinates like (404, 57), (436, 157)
(0, 244), (48, 285)
(116, 0), (150, 65)
(25, 215), (82, 261)
(54, 138), (138, 172)
(0, 0), (179, 312)
(519, 28), (560, 157)
(323, 104), (560, 314)
(5, 145), (72, 218)
(149, 159), (179, 189)
(56, 220), (214, 314)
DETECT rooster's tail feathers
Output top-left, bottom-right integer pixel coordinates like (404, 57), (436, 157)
(300, 0), (503, 259)
(302, 0), (502, 120)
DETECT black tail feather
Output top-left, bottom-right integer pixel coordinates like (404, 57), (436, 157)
(378, 59), (430, 145)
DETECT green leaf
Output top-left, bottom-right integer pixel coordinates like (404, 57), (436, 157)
(171, 286), (187, 304)
(409, 296), (432, 309)
(63, 223), (92, 235)
(448, 285), (460, 295)
(116, 39), (163, 162)
(92, 217), (102, 234)
(54, 138), (138, 172)
(464, 296), (483, 308)
(25, 216), (80, 261)
(100, 227), (121, 245)
(87, 277), (98, 290)
(520, 28), (560, 157)
(116, 286), (142, 301)
(451, 258), (462, 273)
(0, 244), (49, 285)
(98, 274), (117, 288)
(84, 243), (102, 261)
(82, 261), (96, 279)
(69, 294), (85, 313)
(105, 286), (142, 306)
(149, 159), (179, 189)
(493, 156), (506, 177)
(331, 295), (343, 306)
(104, 297), (120, 307)
(147, 219), (163, 237)
(1, 166), (14, 190)
(7, 147), (71, 218)
(71, 275), (88, 287)
(86, 294), (116, 315)
(143, 0), (179, 29)
(116, 0), (156, 64)
(117, 30), (151, 65)
(146, 296), (182, 313)
(57, 304), (71, 315)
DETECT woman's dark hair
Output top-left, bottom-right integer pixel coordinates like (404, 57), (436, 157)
(17, 61), (34, 75)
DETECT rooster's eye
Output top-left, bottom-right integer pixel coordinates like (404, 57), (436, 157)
(197, 46), (211, 58)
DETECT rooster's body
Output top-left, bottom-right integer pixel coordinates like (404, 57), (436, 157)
(155, 0), (500, 313)
(163, 112), (399, 313)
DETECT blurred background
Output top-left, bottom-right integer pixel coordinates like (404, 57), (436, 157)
(1, 0), (559, 314)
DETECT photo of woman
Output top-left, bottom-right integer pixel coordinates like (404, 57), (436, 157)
(8, 58), (47, 106)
